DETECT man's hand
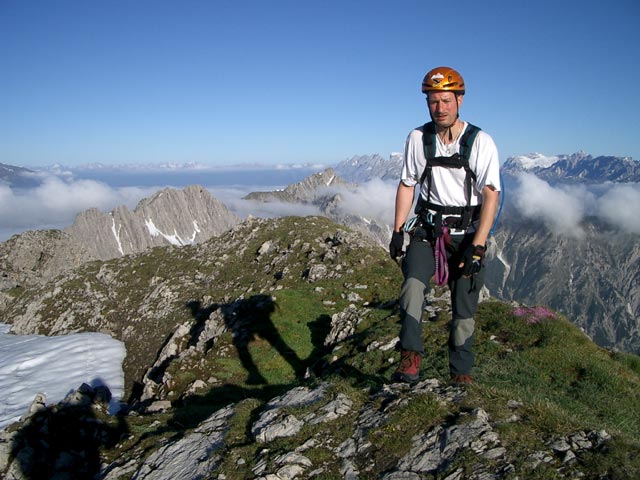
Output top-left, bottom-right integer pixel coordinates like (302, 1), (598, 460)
(460, 244), (486, 277)
(389, 231), (405, 259)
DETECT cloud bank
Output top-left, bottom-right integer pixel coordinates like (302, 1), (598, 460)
(0, 172), (327, 241)
(325, 178), (397, 226)
(0, 176), (155, 240)
(1, 169), (638, 243)
(513, 173), (640, 236)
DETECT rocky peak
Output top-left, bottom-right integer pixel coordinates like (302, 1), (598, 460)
(65, 184), (240, 260)
(502, 152), (640, 183)
(334, 153), (403, 183)
(243, 167), (350, 203)
(0, 163), (41, 188)
(0, 186), (240, 294)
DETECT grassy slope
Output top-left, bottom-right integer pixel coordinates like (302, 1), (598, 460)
(123, 218), (640, 478)
(4, 216), (639, 478)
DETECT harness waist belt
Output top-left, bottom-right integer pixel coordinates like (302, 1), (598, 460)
(416, 200), (482, 236)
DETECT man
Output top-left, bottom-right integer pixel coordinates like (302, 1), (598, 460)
(389, 66), (501, 384)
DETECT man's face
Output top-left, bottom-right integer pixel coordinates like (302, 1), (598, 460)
(427, 91), (463, 128)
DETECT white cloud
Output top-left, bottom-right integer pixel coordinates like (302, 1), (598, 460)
(513, 173), (593, 238)
(512, 173), (640, 237)
(0, 175), (155, 241)
(3, 168), (637, 244)
(325, 179), (397, 225)
(596, 183), (640, 234)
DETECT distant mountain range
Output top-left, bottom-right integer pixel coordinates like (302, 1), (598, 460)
(1, 151), (638, 354)
(332, 151), (640, 185)
(0, 163), (41, 188)
(501, 151), (640, 183)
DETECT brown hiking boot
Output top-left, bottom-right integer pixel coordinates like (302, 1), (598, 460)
(392, 350), (421, 383)
(451, 374), (473, 385)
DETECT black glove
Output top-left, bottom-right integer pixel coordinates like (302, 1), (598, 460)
(389, 231), (405, 259)
(461, 244), (486, 276)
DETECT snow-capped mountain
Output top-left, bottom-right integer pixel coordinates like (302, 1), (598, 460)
(333, 153), (403, 183)
(502, 151), (639, 183)
(333, 151), (639, 185)
(503, 152), (567, 170)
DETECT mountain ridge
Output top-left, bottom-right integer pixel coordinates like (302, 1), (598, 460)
(0, 185), (240, 299)
(502, 152), (640, 183)
(2, 153), (638, 356)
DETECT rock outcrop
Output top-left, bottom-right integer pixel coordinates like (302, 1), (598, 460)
(65, 185), (239, 261)
(0, 185), (240, 291)
(243, 167), (349, 203)
(0, 377), (615, 479)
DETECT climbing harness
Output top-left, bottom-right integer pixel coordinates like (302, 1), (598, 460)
(416, 121), (482, 236)
(409, 121), (484, 286)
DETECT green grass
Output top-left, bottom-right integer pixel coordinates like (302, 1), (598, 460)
(470, 301), (640, 439)
(445, 300), (640, 477)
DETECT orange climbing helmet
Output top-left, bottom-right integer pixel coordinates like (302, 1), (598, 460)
(421, 66), (465, 95)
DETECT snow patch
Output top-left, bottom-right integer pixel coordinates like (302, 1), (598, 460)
(144, 218), (195, 246)
(0, 324), (126, 430)
(510, 153), (559, 170)
(111, 217), (124, 255)
(496, 249), (511, 286)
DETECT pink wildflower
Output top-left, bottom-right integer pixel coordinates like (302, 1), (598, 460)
(513, 306), (557, 324)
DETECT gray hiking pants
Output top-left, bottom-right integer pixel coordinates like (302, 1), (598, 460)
(398, 227), (485, 376)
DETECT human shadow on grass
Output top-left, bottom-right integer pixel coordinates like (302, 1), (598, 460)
(134, 295), (396, 449)
(129, 294), (305, 407)
(188, 294), (309, 385)
(127, 295), (331, 436)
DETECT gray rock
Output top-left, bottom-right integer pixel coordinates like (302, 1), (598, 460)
(145, 401), (172, 413)
(253, 411), (304, 443)
(131, 405), (234, 480)
(306, 264), (328, 282)
(324, 305), (363, 346)
(309, 393), (352, 425)
(265, 384), (328, 410)
(389, 408), (504, 477)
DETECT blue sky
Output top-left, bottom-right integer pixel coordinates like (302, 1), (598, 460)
(1, 0), (639, 167)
